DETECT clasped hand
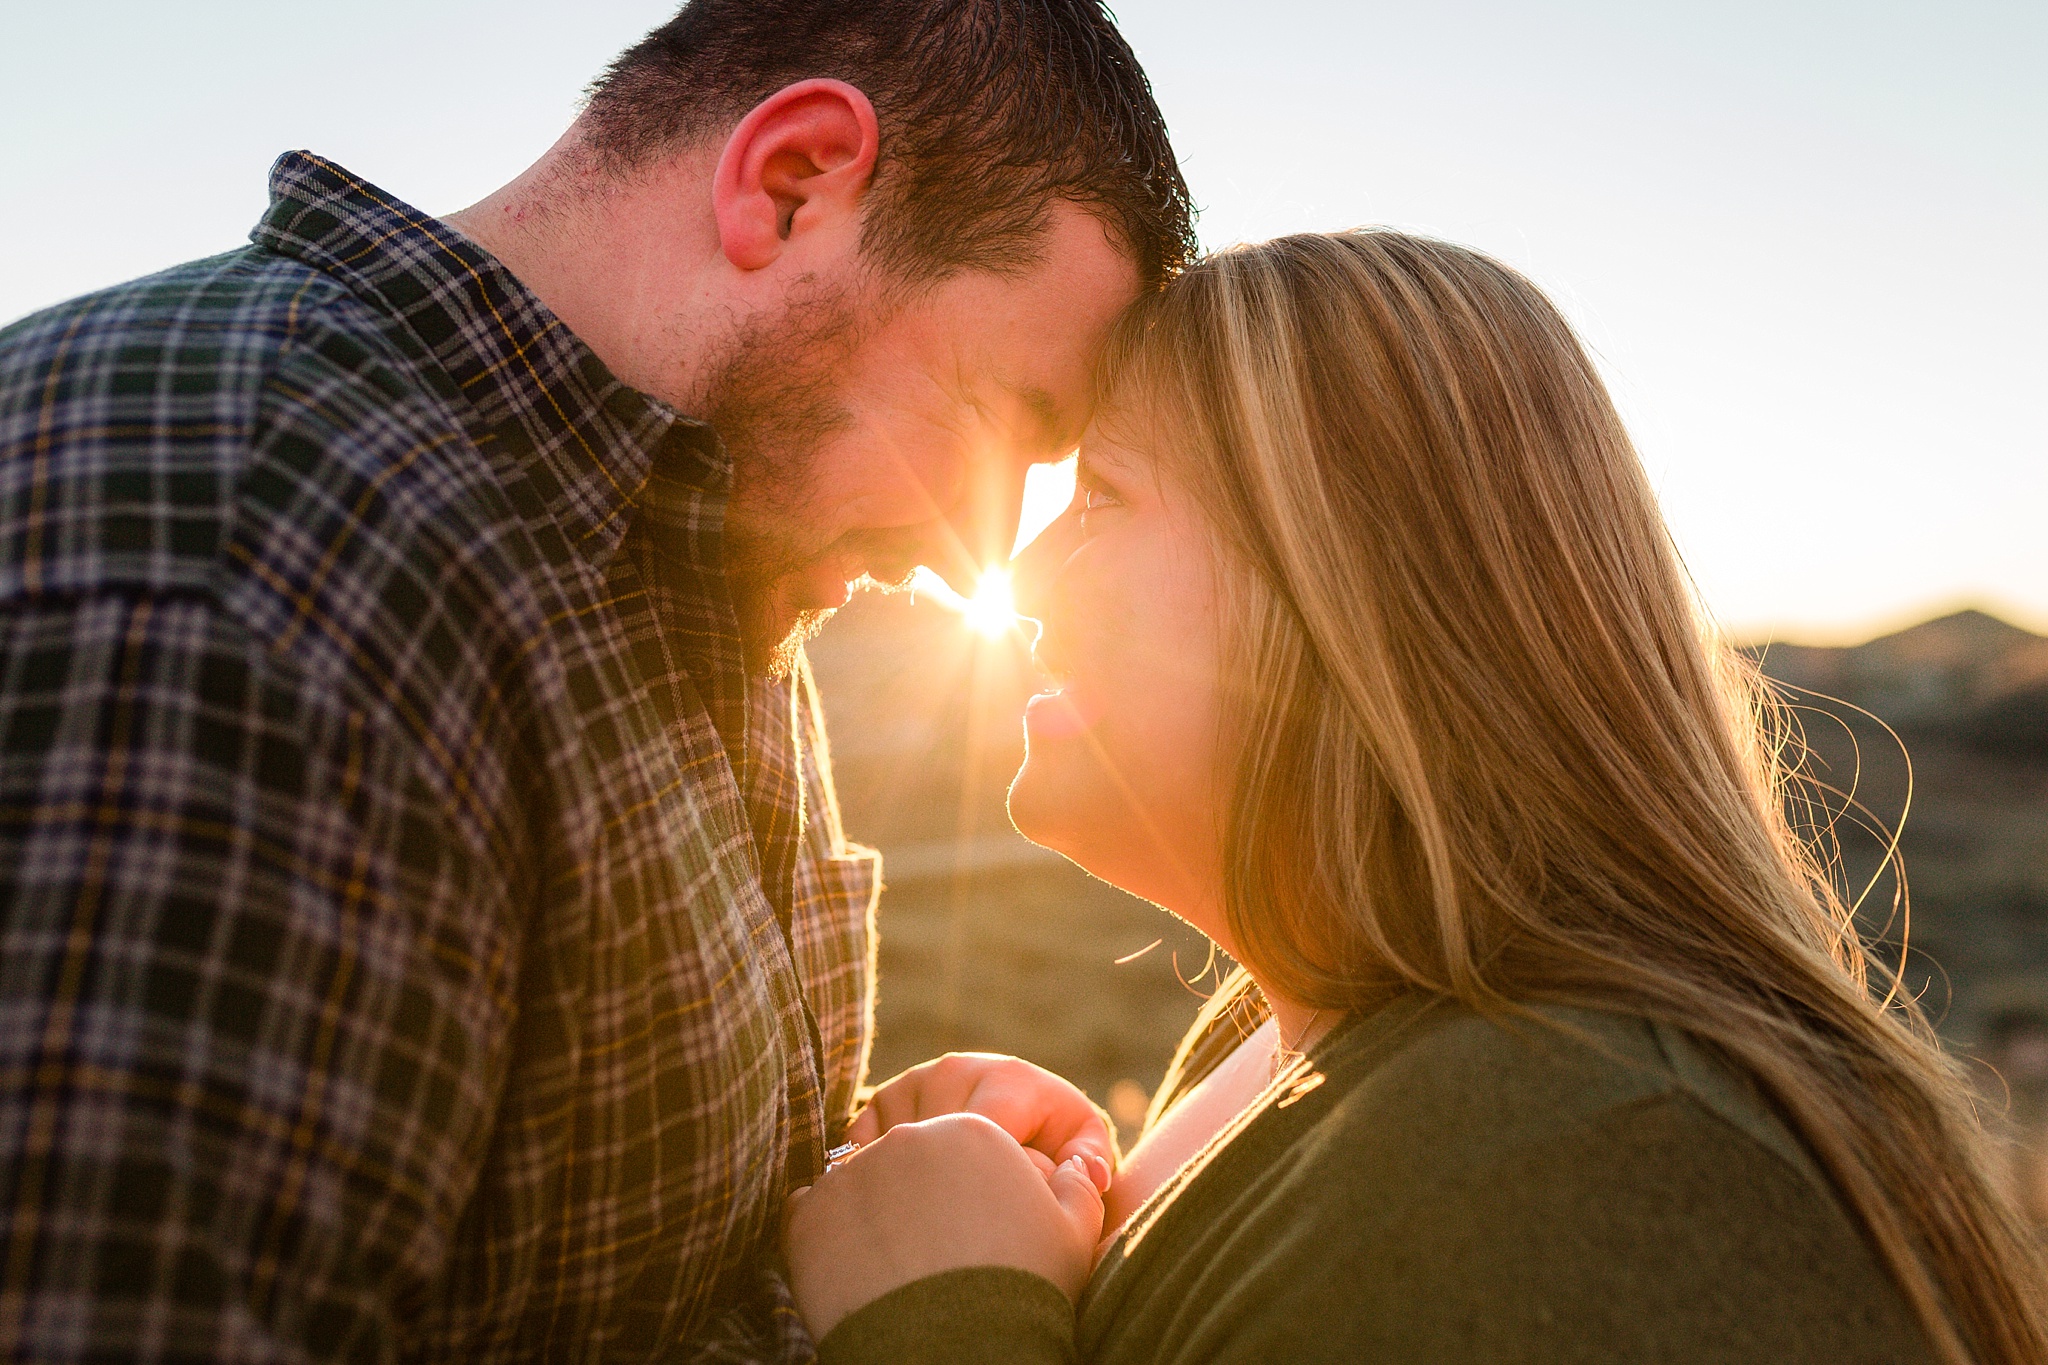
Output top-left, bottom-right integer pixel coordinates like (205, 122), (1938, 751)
(783, 1054), (1118, 1340)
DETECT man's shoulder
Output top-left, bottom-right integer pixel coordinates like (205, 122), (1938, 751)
(0, 247), (362, 400)
(0, 247), (523, 616)
(0, 242), (470, 480)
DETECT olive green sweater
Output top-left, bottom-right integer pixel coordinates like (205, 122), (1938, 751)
(818, 995), (1933, 1364)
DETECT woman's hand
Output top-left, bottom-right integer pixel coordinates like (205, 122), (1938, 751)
(849, 1053), (1117, 1191)
(783, 1113), (1106, 1340)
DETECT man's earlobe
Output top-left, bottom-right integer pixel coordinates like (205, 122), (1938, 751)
(713, 79), (880, 273)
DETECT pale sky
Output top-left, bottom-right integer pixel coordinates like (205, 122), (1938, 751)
(4, 0), (2041, 643)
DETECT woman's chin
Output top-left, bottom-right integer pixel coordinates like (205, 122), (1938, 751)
(1005, 748), (1091, 865)
(1008, 749), (1216, 932)
(1006, 755), (1054, 843)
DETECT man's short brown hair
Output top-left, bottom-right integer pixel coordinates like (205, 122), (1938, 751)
(582, 0), (1197, 288)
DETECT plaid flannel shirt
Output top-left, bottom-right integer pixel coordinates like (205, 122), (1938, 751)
(0, 152), (880, 1363)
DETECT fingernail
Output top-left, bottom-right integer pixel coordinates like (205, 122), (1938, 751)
(1085, 1153), (1112, 1192)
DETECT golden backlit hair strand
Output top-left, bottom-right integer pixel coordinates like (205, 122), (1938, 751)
(1108, 230), (2046, 1365)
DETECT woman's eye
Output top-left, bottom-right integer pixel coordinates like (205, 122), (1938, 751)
(1077, 485), (1119, 529)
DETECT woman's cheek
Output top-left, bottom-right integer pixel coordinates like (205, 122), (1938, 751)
(1106, 554), (1222, 801)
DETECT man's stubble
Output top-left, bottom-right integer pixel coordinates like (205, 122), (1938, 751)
(699, 280), (868, 679)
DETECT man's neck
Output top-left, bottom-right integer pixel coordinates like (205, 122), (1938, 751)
(445, 128), (728, 413)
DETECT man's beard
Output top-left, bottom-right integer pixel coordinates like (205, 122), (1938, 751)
(699, 283), (865, 678)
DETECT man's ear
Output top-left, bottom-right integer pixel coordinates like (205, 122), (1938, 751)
(713, 79), (880, 273)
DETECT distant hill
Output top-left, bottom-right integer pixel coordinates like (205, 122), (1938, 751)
(1757, 609), (2048, 764)
(1745, 609), (2048, 1046)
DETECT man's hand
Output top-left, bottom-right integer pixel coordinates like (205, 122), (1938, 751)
(849, 1053), (1116, 1191)
(783, 1113), (1105, 1340)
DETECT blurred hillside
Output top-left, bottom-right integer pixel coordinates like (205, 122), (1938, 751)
(807, 595), (2048, 1186)
(1753, 608), (2048, 1041)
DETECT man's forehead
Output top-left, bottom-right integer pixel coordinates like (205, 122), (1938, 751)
(934, 205), (1137, 456)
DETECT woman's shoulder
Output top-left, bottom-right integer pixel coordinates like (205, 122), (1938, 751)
(1317, 996), (1824, 1187)
(1186, 999), (1931, 1360)
(1086, 998), (1931, 1362)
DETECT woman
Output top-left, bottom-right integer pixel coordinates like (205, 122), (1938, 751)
(783, 231), (2047, 1363)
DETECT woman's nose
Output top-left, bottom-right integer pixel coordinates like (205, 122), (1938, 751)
(1009, 512), (1077, 623)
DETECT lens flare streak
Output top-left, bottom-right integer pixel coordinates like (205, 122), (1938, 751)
(962, 569), (1017, 638)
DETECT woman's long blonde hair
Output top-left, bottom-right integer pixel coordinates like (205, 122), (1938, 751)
(1104, 231), (2045, 1365)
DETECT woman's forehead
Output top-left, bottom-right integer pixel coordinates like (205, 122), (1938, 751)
(1079, 405), (1172, 470)
(1077, 430), (1140, 470)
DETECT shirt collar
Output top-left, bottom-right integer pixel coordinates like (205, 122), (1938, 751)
(249, 150), (728, 567)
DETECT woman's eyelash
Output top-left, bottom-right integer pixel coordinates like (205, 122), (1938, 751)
(1076, 483), (1119, 527)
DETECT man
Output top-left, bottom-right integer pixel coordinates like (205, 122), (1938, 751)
(0, 1), (1193, 1359)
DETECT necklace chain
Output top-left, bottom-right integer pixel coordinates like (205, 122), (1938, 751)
(1271, 1007), (1325, 1079)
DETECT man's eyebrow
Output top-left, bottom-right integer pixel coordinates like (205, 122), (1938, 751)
(1013, 384), (1066, 453)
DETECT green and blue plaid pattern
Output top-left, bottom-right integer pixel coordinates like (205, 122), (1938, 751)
(0, 152), (878, 1363)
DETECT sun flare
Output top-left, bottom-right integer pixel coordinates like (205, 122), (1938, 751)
(902, 459), (1070, 640)
(962, 569), (1018, 638)
(908, 566), (1022, 638)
